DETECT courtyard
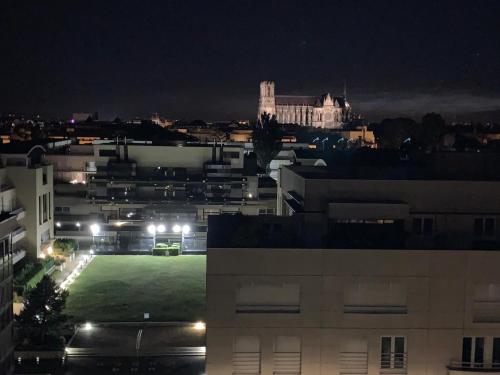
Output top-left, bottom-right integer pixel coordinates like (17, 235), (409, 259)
(64, 255), (206, 322)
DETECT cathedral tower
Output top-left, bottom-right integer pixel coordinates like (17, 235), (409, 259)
(258, 81), (276, 120)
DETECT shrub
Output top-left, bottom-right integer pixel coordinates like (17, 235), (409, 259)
(53, 239), (77, 257)
(152, 248), (167, 256)
(168, 247), (179, 256)
(154, 243), (169, 249)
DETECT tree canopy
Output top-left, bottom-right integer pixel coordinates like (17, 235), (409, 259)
(252, 113), (282, 171)
(17, 275), (70, 349)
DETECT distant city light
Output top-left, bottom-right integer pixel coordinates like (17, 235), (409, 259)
(172, 224), (181, 233)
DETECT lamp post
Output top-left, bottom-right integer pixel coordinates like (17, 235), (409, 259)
(147, 224), (156, 250)
(90, 223), (100, 252)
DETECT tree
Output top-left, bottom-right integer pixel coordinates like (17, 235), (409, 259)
(17, 275), (70, 348)
(252, 113), (282, 171)
(419, 113), (446, 149)
(373, 118), (416, 149)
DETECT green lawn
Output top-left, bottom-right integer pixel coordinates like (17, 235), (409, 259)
(65, 255), (206, 322)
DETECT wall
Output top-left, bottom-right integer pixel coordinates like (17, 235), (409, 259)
(206, 248), (500, 375)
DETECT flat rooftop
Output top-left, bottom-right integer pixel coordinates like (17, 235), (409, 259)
(288, 150), (500, 181)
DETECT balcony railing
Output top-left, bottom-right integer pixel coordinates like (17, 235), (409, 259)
(380, 353), (407, 374)
(448, 360), (500, 372)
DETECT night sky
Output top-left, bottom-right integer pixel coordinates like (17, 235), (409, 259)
(1, 0), (499, 122)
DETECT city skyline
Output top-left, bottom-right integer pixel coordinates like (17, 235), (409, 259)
(1, 0), (499, 122)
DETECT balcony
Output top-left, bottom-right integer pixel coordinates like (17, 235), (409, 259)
(448, 361), (500, 373)
(12, 248), (26, 265)
(380, 353), (407, 375)
(11, 207), (25, 220)
(11, 226), (26, 243)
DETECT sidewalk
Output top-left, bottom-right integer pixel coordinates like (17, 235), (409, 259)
(54, 250), (94, 289)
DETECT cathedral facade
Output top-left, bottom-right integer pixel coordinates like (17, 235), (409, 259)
(257, 81), (350, 128)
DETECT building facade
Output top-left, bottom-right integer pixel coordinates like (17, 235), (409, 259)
(258, 81), (350, 128)
(44, 140), (277, 252)
(0, 166), (29, 375)
(1, 145), (54, 260)
(206, 153), (500, 375)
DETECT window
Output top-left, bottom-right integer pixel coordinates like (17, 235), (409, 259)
(462, 337), (484, 367)
(42, 194), (48, 223)
(233, 336), (260, 374)
(474, 218), (495, 237)
(473, 284), (500, 323)
(41, 229), (50, 244)
(223, 151), (240, 159)
(42, 170), (47, 185)
(236, 282), (300, 313)
(493, 338), (500, 366)
(38, 196), (42, 225)
(99, 149), (116, 157)
(381, 337), (406, 370)
(412, 217), (433, 236)
(344, 281), (407, 314)
(274, 336), (301, 374)
(48, 193), (51, 219)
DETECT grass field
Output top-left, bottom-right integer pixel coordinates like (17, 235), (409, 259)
(64, 255), (206, 322)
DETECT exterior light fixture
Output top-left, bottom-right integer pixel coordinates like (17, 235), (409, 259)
(193, 321), (206, 331)
(83, 322), (93, 330)
(90, 223), (101, 236)
(75, 222), (81, 228)
(156, 224), (166, 233)
(172, 224), (181, 233)
(56, 222), (61, 228)
(147, 224), (156, 235)
(47, 246), (53, 255)
(182, 224), (191, 235)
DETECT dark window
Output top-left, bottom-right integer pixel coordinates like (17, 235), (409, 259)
(423, 218), (433, 235)
(485, 218), (495, 236)
(394, 337), (405, 369)
(475, 337), (484, 365)
(474, 219), (483, 237)
(42, 170), (47, 185)
(381, 337), (392, 369)
(42, 194), (47, 222)
(493, 338), (500, 365)
(223, 151), (240, 159)
(412, 218), (422, 235)
(474, 218), (496, 237)
(99, 149), (116, 157)
(462, 337), (472, 365)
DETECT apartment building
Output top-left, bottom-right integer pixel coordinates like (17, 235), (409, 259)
(1, 144), (54, 259)
(44, 140), (277, 251)
(206, 152), (500, 375)
(0, 166), (30, 375)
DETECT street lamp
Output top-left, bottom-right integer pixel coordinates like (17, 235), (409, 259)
(147, 224), (156, 248)
(156, 224), (166, 233)
(172, 224), (181, 233)
(90, 223), (100, 250)
(182, 225), (191, 235)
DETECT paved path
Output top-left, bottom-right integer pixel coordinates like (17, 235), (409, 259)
(54, 250), (94, 290)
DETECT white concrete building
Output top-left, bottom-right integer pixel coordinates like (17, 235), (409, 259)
(1, 145), (54, 259)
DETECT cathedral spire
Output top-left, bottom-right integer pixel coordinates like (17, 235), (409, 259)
(343, 80), (347, 101)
